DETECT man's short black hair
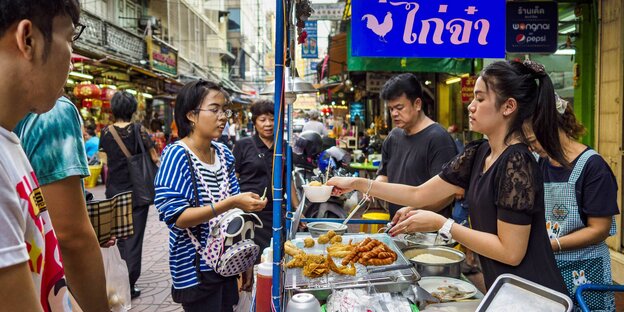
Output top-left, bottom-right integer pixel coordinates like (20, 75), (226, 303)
(175, 80), (230, 138)
(0, 0), (81, 58)
(111, 91), (138, 122)
(250, 99), (274, 124)
(380, 73), (423, 104)
(85, 124), (96, 137)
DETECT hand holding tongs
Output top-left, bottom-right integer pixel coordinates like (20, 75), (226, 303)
(342, 194), (369, 225)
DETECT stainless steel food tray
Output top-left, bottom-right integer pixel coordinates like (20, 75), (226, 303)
(475, 273), (572, 312)
(284, 233), (420, 300)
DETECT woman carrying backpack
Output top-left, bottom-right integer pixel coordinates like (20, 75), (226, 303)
(154, 80), (266, 312)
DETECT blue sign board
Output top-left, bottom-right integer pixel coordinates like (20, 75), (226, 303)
(302, 21), (318, 59)
(351, 0), (506, 58)
(506, 1), (558, 53)
(310, 61), (319, 71)
(350, 102), (365, 123)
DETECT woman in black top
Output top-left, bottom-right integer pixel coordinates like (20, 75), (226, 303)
(233, 100), (275, 251)
(99, 91), (160, 298)
(328, 60), (568, 293)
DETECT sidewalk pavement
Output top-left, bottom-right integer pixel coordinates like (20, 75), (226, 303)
(89, 185), (182, 311)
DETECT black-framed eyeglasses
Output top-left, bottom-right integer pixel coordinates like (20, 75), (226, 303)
(73, 23), (86, 42)
(195, 108), (233, 118)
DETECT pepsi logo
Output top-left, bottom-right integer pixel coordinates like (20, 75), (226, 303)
(516, 34), (526, 43)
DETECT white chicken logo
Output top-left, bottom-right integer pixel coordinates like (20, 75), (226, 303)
(361, 12), (393, 43)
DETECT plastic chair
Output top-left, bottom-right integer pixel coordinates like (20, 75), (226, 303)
(359, 212), (390, 233)
(575, 283), (624, 312)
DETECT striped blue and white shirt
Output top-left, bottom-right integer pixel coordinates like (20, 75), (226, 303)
(155, 141), (240, 289)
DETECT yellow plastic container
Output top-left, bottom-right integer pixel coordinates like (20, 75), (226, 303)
(84, 164), (103, 188)
(359, 212), (390, 233)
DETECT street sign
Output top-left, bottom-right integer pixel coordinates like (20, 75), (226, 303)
(351, 0), (506, 58)
(309, 3), (345, 21)
(506, 1), (558, 53)
(302, 21), (318, 59)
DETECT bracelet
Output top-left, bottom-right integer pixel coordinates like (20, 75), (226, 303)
(554, 237), (562, 252)
(209, 202), (217, 217)
(364, 179), (373, 197)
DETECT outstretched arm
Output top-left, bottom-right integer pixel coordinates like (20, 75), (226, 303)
(327, 175), (461, 209)
(390, 210), (531, 266)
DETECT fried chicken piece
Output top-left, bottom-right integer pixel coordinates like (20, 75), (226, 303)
(377, 251), (395, 259)
(357, 237), (372, 248)
(285, 240), (303, 257)
(358, 239), (380, 252)
(317, 234), (330, 244)
(326, 230), (336, 238)
(303, 260), (329, 278)
(362, 245), (385, 260)
(305, 254), (326, 264)
(327, 255), (356, 276)
(286, 253), (307, 268)
(327, 242), (354, 253)
(341, 249), (358, 265)
(366, 257), (395, 266)
(330, 235), (342, 244)
(304, 238), (315, 248)
(328, 250), (351, 258)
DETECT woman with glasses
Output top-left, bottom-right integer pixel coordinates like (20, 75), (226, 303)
(99, 91), (160, 299)
(154, 80), (266, 312)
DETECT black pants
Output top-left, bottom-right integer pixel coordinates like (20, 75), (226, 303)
(117, 204), (149, 287)
(172, 272), (238, 312)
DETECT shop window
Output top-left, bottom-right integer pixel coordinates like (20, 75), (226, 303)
(118, 0), (141, 30)
(228, 9), (241, 32)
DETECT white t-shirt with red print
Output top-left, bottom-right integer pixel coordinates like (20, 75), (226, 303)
(0, 126), (76, 311)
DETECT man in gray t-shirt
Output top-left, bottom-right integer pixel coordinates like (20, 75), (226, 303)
(302, 109), (328, 136)
(376, 74), (458, 219)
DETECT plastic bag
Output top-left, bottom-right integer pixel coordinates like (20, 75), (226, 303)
(234, 291), (252, 312)
(101, 245), (131, 312)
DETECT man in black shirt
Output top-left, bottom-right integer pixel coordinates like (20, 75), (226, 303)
(376, 73), (458, 219)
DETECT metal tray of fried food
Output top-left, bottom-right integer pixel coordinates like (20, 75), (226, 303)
(284, 233), (420, 300)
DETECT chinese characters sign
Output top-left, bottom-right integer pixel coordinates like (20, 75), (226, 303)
(351, 0), (505, 58)
(461, 76), (477, 103)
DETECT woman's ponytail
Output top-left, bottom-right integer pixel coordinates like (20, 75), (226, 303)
(531, 73), (568, 167)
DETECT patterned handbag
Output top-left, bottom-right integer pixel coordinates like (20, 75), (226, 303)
(184, 149), (262, 277)
(86, 191), (134, 244)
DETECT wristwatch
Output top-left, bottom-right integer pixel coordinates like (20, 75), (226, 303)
(438, 218), (455, 243)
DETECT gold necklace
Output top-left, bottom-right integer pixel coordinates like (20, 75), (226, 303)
(187, 137), (214, 164)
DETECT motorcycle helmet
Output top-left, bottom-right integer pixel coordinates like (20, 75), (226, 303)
(293, 130), (323, 158)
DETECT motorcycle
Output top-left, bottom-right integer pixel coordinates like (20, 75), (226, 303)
(292, 131), (352, 219)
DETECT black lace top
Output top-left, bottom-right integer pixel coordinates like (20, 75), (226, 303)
(440, 140), (566, 292)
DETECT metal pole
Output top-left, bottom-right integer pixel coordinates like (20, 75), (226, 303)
(285, 103), (293, 233)
(271, 0), (285, 310)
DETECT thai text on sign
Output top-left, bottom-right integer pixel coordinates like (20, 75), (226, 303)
(351, 0), (505, 58)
